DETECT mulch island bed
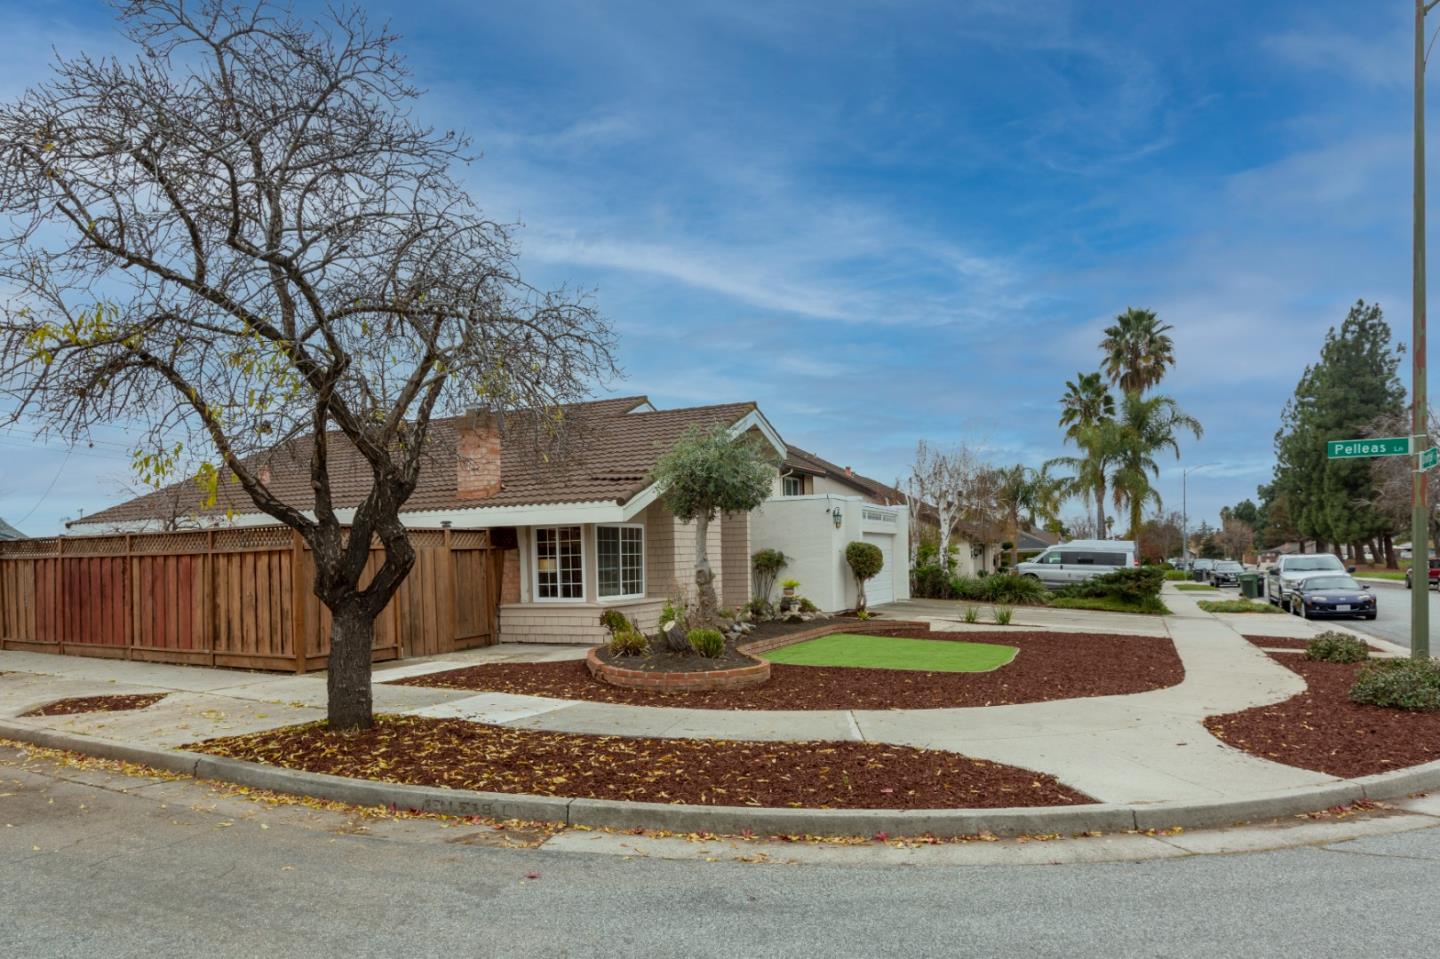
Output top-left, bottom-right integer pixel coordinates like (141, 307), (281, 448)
(591, 616), (843, 673)
(1204, 654), (1440, 777)
(191, 715), (1095, 809)
(395, 628), (1184, 710)
(20, 693), (167, 717)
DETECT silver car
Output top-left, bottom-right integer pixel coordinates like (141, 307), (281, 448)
(1015, 540), (1138, 588)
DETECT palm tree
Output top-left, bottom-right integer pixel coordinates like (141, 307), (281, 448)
(1102, 392), (1203, 540)
(1059, 371), (1114, 440)
(992, 464), (1065, 567)
(1053, 372), (1116, 534)
(1101, 308), (1175, 393)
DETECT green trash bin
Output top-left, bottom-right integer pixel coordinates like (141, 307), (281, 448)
(1238, 572), (1260, 599)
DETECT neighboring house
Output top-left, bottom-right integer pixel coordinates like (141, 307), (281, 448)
(68, 397), (910, 648)
(0, 517), (25, 541)
(1015, 527), (1059, 557)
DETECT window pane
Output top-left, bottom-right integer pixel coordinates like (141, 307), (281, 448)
(597, 525), (644, 598)
(537, 526), (583, 599)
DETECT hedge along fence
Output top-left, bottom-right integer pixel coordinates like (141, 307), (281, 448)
(0, 526), (508, 673)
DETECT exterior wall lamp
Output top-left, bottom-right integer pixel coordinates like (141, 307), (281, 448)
(831, 505), (843, 529)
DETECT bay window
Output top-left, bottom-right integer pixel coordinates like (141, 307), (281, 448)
(596, 524), (644, 599)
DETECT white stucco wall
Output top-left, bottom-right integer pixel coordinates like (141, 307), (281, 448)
(750, 494), (909, 613)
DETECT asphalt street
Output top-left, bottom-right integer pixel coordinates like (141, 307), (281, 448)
(5, 748), (1440, 959)
(1308, 578), (1440, 650)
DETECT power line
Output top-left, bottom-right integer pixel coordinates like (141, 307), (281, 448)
(11, 447), (73, 526)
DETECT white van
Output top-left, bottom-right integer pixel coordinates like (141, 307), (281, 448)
(1014, 539), (1139, 588)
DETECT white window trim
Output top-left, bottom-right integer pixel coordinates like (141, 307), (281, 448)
(532, 525), (585, 603)
(595, 523), (646, 603)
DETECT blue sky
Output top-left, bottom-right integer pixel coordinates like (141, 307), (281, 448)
(0, 0), (1429, 535)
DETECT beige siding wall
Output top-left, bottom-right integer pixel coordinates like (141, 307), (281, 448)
(499, 599), (665, 645)
(720, 510), (750, 609)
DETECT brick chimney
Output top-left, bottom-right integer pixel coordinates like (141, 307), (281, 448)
(456, 410), (502, 500)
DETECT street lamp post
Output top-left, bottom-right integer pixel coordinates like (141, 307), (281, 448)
(1414, 0), (1434, 660)
(1181, 463), (1215, 566)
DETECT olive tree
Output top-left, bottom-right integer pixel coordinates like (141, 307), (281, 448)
(0, 2), (614, 729)
(844, 540), (884, 613)
(649, 424), (775, 626)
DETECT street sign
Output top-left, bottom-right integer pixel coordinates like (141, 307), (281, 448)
(1421, 446), (1440, 471)
(1326, 437), (1411, 459)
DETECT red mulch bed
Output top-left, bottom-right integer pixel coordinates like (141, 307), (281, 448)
(191, 715), (1094, 809)
(20, 693), (167, 717)
(394, 628), (1184, 710)
(1241, 635), (1312, 650)
(1205, 654), (1440, 777)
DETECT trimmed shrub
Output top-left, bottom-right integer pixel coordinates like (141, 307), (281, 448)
(798, 597), (819, 613)
(949, 576), (985, 601)
(1349, 659), (1440, 711)
(982, 573), (1047, 606)
(1060, 567), (1164, 604)
(1305, 631), (1370, 664)
(687, 627), (726, 658)
(751, 548), (788, 603)
(911, 564), (950, 599)
(993, 606), (1013, 625)
(1164, 569), (1189, 581)
(608, 628), (649, 656)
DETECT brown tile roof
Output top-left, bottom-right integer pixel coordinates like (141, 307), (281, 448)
(781, 444), (907, 506)
(79, 396), (760, 528)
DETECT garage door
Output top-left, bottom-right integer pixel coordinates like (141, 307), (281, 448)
(862, 533), (894, 606)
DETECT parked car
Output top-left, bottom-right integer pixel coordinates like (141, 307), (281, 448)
(1404, 557), (1440, 590)
(1286, 574), (1377, 620)
(1209, 560), (1246, 587)
(1014, 539), (1139, 588)
(1191, 558), (1216, 582)
(1265, 553), (1352, 606)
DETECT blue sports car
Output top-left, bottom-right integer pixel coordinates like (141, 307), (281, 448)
(1288, 575), (1377, 621)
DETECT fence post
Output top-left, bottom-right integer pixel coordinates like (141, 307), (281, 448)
(292, 530), (307, 674)
(124, 534), (134, 660)
(206, 529), (217, 667)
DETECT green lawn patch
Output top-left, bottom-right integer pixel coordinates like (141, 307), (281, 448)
(1174, 583), (1218, 592)
(1047, 596), (1170, 616)
(1358, 571), (1405, 581)
(764, 633), (1018, 672)
(1197, 598), (1281, 614)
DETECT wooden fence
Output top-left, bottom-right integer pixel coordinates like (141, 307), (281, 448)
(0, 526), (505, 672)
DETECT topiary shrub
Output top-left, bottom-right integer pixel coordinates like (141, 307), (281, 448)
(687, 627), (726, 658)
(1349, 659), (1440, 711)
(1305, 631), (1370, 664)
(845, 541), (885, 612)
(599, 608), (631, 638)
(982, 573), (1047, 605)
(608, 628), (649, 657)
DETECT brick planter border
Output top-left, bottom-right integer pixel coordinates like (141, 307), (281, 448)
(587, 619), (933, 692)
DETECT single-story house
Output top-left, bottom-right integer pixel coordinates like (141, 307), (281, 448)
(0, 517), (24, 541)
(67, 396), (910, 649)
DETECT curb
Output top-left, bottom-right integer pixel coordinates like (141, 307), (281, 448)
(4, 719), (1439, 839)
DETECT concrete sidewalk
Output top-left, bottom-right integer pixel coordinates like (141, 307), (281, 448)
(0, 593), (1378, 811)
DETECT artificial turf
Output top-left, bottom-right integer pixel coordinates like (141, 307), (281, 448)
(762, 633), (1018, 672)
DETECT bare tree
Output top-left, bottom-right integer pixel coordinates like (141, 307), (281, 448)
(0, 2), (614, 729)
(908, 441), (993, 582)
(1367, 406), (1440, 564)
(1216, 517), (1255, 562)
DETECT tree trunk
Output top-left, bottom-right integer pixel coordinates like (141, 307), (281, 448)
(693, 512), (718, 624)
(936, 505), (952, 599)
(326, 599), (376, 731)
(1384, 532), (1399, 569)
(1009, 510), (1020, 568)
(1095, 478), (1107, 538)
